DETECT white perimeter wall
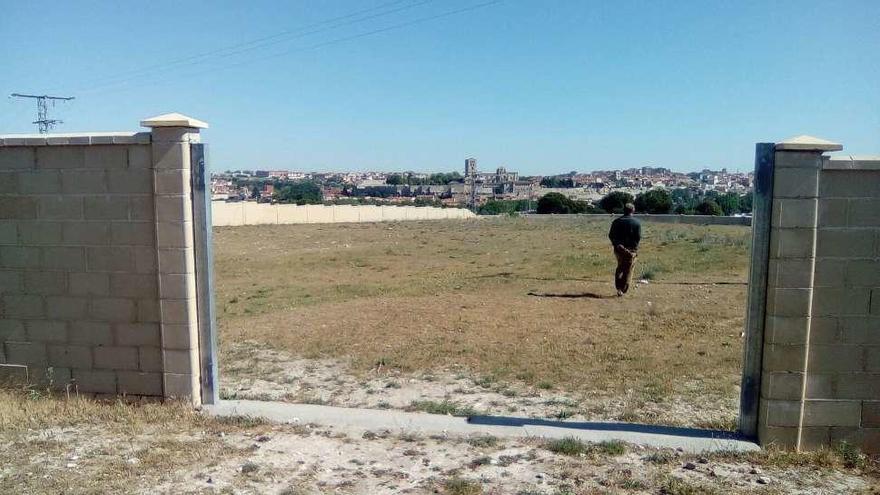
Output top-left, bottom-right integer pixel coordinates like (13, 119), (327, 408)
(212, 202), (476, 226)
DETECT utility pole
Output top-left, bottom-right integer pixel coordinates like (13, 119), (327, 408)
(10, 93), (75, 133)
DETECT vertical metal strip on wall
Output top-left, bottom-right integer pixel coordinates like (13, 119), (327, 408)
(190, 143), (219, 405)
(739, 143), (775, 438)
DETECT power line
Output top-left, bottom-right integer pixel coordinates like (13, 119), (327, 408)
(65, 0), (435, 94)
(80, 0), (504, 98)
(9, 93), (75, 133)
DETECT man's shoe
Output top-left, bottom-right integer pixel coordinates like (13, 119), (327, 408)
(616, 290), (623, 297)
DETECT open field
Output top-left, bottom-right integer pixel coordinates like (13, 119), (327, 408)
(215, 217), (750, 427)
(2, 388), (877, 494)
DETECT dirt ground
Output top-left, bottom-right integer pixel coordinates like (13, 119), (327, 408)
(215, 217), (749, 428)
(2, 389), (878, 495)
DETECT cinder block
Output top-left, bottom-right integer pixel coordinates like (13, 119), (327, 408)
(62, 221), (110, 245)
(873, 290), (880, 316)
(5, 342), (47, 366)
(4, 294), (45, 318)
(799, 427), (833, 450)
(846, 260), (880, 287)
(838, 317), (880, 344)
(766, 316), (810, 344)
(90, 297), (136, 322)
(159, 273), (195, 300)
(0, 222), (16, 244)
(109, 273), (157, 298)
(0, 147), (35, 169)
(138, 347), (162, 372)
(808, 344), (864, 373)
(86, 246), (134, 272)
(766, 288), (812, 317)
(151, 141), (189, 169)
(867, 346), (880, 371)
(0, 271), (21, 294)
(107, 169), (152, 194)
(0, 197), (38, 220)
(0, 319), (26, 341)
(23, 272), (67, 296)
(158, 248), (193, 274)
(93, 346), (138, 370)
(72, 369), (116, 394)
(775, 151), (823, 169)
(155, 169), (190, 194)
(769, 228), (814, 259)
(808, 317), (839, 344)
(163, 372), (195, 399)
(129, 197), (154, 221)
(765, 399), (800, 427)
(47, 345), (92, 368)
(762, 343), (806, 372)
(83, 145), (127, 169)
(156, 195), (191, 223)
(758, 424), (798, 449)
(774, 168), (819, 198)
(42, 246), (85, 271)
(803, 400), (862, 427)
(37, 197), (81, 220)
(812, 288), (870, 316)
(117, 371), (162, 396)
(761, 372), (834, 400)
(133, 247), (158, 274)
(137, 299), (160, 323)
(863, 402), (880, 427)
(84, 196), (129, 220)
(160, 299), (193, 324)
(36, 146), (85, 169)
(110, 223), (154, 246)
(0, 246), (42, 268)
(127, 145), (152, 169)
(846, 199), (880, 227)
(114, 323), (160, 346)
(816, 229), (874, 258)
(68, 321), (112, 345)
(813, 259), (846, 287)
(156, 221), (193, 248)
(161, 323), (195, 349)
(69, 272), (109, 296)
(18, 171), (61, 194)
(60, 170), (107, 194)
(17, 222), (62, 245)
(0, 172), (17, 194)
(817, 199), (848, 227)
(24, 320), (67, 342)
(46, 296), (87, 319)
(834, 373), (880, 400)
(768, 259), (814, 288)
(820, 170), (880, 198)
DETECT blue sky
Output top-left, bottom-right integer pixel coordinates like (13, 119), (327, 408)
(1, 0), (877, 174)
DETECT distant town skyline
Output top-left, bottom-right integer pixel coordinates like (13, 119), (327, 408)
(2, 1), (877, 174)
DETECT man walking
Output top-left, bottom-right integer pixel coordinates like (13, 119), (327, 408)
(608, 203), (641, 296)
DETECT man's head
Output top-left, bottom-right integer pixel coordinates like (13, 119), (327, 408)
(623, 203), (635, 216)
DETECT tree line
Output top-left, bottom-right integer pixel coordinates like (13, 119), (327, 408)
(532, 189), (752, 216)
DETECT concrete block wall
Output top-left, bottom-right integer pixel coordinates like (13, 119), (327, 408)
(758, 137), (880, 453)
(0, 115), (207, 405)
(210, 202), (476, 226)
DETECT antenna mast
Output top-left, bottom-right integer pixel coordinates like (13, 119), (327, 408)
(10, 93), (75, 133)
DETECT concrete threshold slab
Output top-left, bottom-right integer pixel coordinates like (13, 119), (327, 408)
(205, 400), (760, 454)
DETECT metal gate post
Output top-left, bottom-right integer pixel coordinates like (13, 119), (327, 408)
(190, 143), (219, 405)
(738, 143), (775, 438)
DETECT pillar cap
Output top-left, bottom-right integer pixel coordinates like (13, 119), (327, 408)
(776, 135), (842, 152)
(141, 113), (209, 129)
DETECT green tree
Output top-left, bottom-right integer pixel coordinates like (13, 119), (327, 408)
(386, 174), (404, 185)
(695, 199), (723, 216)
(598, 191), (634, 214)
(716, 193), (741, 216)
(273, 181), (323, 204)
(537, 192), (574, 214)
(634, 189), (672, 214)
(250, 185), (261, 199)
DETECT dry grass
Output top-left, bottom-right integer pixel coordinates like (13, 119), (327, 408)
(214, 217), (749, 420)
(0, 387), (260, 494)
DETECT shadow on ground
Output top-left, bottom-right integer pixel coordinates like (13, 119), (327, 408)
(527, 291), (615, 299)
(467, 415), (745, 440)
